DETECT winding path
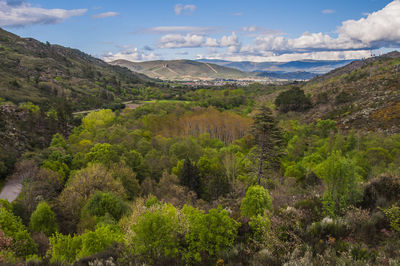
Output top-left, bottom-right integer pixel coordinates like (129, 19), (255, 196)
(0, 177), (23, 202)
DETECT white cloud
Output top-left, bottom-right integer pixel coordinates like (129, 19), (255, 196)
(220, 32), (239, 47)
(241, 26), (283, 37)
(184, 5), (196, 12)
(103, 48), (160, 62)
(0, 0), (87, 27)
(91, 11), (119, 19)
(159, 34), (204, 48)
(321, 9), (335, 14)
(174, 4), (196, 15)
(242, 26), (257, 32)
(141, 26), (216, 34)
(203, 50), (372, 63)
(158, 32), (240, 49)
(338, 0), (400, 49)
(174, 4), (183, 15)
(204, 37), (219, 47)
(238, 0), (400, 56)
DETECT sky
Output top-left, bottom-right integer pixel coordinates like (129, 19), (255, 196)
(1, 0), (400, 62)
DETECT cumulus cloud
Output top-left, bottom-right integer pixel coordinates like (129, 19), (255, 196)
(239, 0), (400, 56)
(102, 48), (159, 62)
(141, 26), (216, 34)
(158, 32), (240, 49)
(0, 0), (87, 27)
(159, 34), (203, 48)
(321, 9), (335, 14)
(338, 0), (400, 49)
(174, 4), (196, 15)
(202, 50), (372, 63)
(91, 11), (119, 19)
(220, 32), (239, 47)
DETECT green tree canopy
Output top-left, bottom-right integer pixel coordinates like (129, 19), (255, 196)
(314, 151), (362, 217)
(82, 191), (129, 222)
(30, 201), (58, 237)
(275, 87), (312, 113)
(240, 185), (272, 218)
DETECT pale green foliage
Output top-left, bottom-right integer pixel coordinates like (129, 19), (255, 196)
(50, 133), (68, 150)
(182, 205), (240, 263)
(315, 119), (337, 138)
(0, 207), (37, 258)
(48, 225), (123, 263)
(241, 185), (272, 218)
(77, 224), (124, 259)
(82, 109), (115, 131)
(48, 233), (82, 264)
(314, 151), (362, 217)
(130, 203), (184, 262)
(249, 214), (271, 243)
(85, 143), (119, 166)
(30, 201), (58, 237)
(19, 101), (40, 113)
(383, 205), (400, 232)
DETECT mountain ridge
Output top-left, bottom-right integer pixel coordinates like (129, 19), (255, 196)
(109, 59), (254, 81)
(0, 27), (154, 110)
(197, 58), (353, 74)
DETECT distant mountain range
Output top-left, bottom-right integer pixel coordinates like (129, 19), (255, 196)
(109, 59), (253, 81)
(110, 58), (355, 81)
(196, 59), (353, 74)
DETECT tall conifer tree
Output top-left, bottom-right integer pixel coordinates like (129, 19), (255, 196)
(251, 105), (284, 184)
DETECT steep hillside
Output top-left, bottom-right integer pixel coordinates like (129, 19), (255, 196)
(110, 59), (253, 80)
(301, 51), (400, 133)
(0, 28), (153, 110)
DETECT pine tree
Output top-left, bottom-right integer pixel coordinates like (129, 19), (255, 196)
(251, 105), (284, 184)
(179, 158), (202, 197)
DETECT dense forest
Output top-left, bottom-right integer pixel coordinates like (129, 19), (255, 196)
(1, 85), (400, 265)
(0, 28), (400, 265)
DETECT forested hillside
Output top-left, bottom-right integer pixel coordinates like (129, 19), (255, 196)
(0, 28), (154, 110)
(1, 88), (400, 264)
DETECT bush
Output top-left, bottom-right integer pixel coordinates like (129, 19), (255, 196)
(275, 87), (312, 113)
(361, 175), (400, 209)
(182, 205), (240, 263)
(383, 205), (400, 233)
(30, 202), (58, 237)
(0, 207), (37, 258)
(241, 185), (272, 218)
(249, 214), (271, 244)
(48, 233), (82, 264)
(82, 191), (129, 222)
(130, 204), (184, 263)
(48, 225), (123, 263)
(335, 91), (352, 105)
(308, 217), (347, 240)
(314, 151), (362, 217)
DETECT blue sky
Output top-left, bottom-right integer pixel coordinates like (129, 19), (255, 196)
(1, 0), (399, 62)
